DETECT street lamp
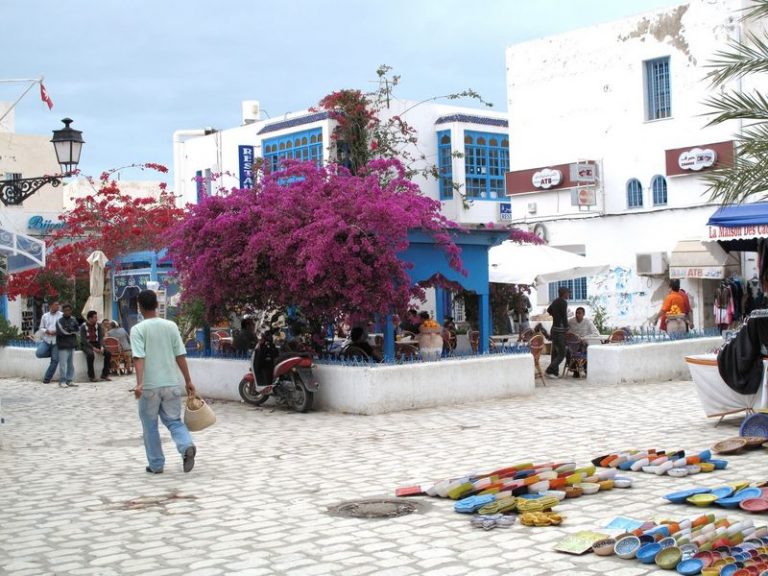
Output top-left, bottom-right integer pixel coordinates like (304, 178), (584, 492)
(0, 117), (84, 206)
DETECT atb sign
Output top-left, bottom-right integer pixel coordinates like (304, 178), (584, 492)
(498, 203), (513, 222)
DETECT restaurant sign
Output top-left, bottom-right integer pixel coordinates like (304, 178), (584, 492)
(531, 168), (562, 189)
(669, 266), (726, 279)
(497, 202), (513, 221)
(708, 224), (768, 240)
(678, 148), (717, 171)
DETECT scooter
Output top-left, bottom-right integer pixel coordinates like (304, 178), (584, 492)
(237, 320), (318, 412)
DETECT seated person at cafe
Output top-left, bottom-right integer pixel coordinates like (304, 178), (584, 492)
(347, 326), (382, 362)
(399, 309), (421, 334)
(568, 307), (600, 338)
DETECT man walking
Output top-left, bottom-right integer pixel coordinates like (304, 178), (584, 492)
(37, 300), (62, 383)
(56, 304), (80, 388)
(80, 310), (112, 382)
(546, 286), (570, 378)
(130, 289), (197, 474)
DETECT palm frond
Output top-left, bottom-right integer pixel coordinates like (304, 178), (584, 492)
(706, 32), (768, 85)
(703, 151), (768, 204)
(742, 0), (768, 21)
(703, 89), (768, 124)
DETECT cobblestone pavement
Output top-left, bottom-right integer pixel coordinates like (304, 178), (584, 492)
(1, 374), (766, 576)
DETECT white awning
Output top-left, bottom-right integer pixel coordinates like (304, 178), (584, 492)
(668, 239), (738, 280)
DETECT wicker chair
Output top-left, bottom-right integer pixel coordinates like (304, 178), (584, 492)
(529, 334), (546, 386)
(468, 330), (480, 354)
(563, 332), (588, 378)
(102, 336), (132, 375)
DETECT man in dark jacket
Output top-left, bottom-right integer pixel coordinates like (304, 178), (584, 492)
(56, 304), (81, 388)
(79, 310), (112, 382)
(546, 287), (570, 378)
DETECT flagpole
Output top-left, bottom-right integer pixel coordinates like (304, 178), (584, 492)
(0, 77), (43, 124)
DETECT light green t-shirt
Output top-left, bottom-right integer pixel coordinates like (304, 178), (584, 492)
(130, 317), (186, 389)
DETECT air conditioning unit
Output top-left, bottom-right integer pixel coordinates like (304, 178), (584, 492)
(636, 252), (668, 276)
(241, 100), (261, 125)
(527, 202), (537, 214)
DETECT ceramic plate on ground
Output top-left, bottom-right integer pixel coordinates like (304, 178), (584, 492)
(709, 459), (729, 470)
(665, 488), (712, 504)
(687, 493), (718, 507)
(741, 498), (768, 512)
(741, 435), (768, 448)
(740, 413), (768, 438)
(713, 437), (748, 455)
(676, 558), (704, 575)
(656, 546), (683, 570)
(711, 486), (735, 499)
(735, 487), (762, 500)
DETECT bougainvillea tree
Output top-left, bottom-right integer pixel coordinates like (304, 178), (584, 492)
(169, 158), (464, 324)
(3, 163), (183, 305)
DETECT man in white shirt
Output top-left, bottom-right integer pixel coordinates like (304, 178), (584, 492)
(36, 301), (62, 383)
(568, 306), (599, 338)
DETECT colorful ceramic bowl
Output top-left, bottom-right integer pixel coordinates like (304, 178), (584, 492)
(615, 535), (642, 559)
(576, 482), (600, 495)
(677, 558), (705, 575)
(688, 494), (719, 507)
(656, 545), (683, 569)
(669, 468), (689, 478)
(700, 462), (716, 473)
(592, 538), (616, 556)
(637, 542), (662, 564)
(614, 476), (633, 489)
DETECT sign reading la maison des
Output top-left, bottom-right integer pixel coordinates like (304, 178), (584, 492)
(708, 224), (768, 241)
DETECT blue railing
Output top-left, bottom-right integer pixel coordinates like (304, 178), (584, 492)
(605, 327), (721, 345)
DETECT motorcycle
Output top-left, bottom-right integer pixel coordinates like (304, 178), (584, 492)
(237, 315), (318, 412)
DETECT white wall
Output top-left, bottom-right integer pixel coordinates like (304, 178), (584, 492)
(505, 0), (750, 330)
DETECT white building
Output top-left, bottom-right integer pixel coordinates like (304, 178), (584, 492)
(504, 0), (764, 330)
(173, 99), (510, 227)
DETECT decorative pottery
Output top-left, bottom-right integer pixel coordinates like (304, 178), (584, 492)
(592, 538), (616, 556)
(713, 437), (749, 455)
(637, 542), (662, 564)
(576, 482), (600, 495)
(656, 546), (683, 569)
(665, 488), (711, 504)
(687, 494), (718, 507)
(741, 436), (768, 449)
(676, 558), (705, 575)
(614, 535), (641, 559)
(668, 468), (689, 478)
(740, 414), (768, 438)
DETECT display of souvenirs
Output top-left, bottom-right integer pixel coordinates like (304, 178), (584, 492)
(665, 483), (768, 513)
(591, 449), (728, 477)
(585, 512), (768, 574)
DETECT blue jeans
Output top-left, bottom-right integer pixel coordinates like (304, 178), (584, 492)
(43, 344), (59, 382)
(138, 386), (194, 472)
(57, 348), (75, 383)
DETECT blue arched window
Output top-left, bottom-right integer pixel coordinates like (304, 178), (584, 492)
(627, 178), (643, 208)
(651, 175), (668, 206)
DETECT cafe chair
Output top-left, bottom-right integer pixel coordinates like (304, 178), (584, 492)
(563, 332), (588, 378)
(444, 330), (457, 353)
(529, 334), (546, 386)
(519, 328), (535, 343)
(103, 336), (131, 375)
(395, 343), (419, 361)
(339, 344), (372, 361)
(608, 329), (627, 343)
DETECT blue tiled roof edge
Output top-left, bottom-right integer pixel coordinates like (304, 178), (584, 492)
(258, 111), (331, 135)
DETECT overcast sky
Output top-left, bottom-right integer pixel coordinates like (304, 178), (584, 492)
(3, 0), (680, 183)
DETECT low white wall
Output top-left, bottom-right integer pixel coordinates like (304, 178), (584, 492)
(188, 354), (535, 415)
(587, 337), (722, 385)
(0, 346), (107, 382)
(0, 347), (533, 415)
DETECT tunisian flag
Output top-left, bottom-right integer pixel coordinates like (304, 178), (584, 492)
(40, 82), (53, 110)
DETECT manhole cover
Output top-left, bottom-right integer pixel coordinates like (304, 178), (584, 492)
(327, 498), (426, 519)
